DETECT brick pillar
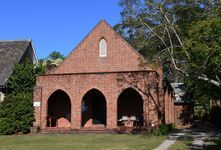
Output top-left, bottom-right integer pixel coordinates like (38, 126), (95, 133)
(149, 89), (159, 127)
(166, 90), (175, 124)
(33, 86), (42, 128)
(72, 93), (81, 129)
(171, 95), (175, 124)
(41, 97), (47, 129)
(106, 94), (117, 129)
(143, 95), (149, 128)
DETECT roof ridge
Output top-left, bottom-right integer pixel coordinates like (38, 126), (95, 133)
(0, 39), (32, 42)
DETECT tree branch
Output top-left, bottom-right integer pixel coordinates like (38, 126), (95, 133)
(137, 15), (168, 48)
(198, 75), (221, 88)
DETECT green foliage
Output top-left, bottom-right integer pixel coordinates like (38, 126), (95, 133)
(6, 61), (36, 93)
(35, 59), (46, 75)
(116, 0), (221, 105)
(208, 106), (221, 128)
(115, 0), (212, 62)
(0, 61), (42, 135)
(184, 17), (221, 101)
(194, 101), (210, 121)
(0, 93), (34, 135)
(152, 124), (174, 136)
(6, 60), (44, 93)
(39, 51), (65, 70)
(48, 51), (65, 60)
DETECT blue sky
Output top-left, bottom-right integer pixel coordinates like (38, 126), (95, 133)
(0, 0), (122, 59)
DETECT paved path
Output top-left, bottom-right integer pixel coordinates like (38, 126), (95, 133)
(188, 127), (221, 150)
(153, 130), (186, 150)
(189, 129), (206, 150)
(154, 126), (221, 150)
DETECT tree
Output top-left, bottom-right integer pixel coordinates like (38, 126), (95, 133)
(184, 17), (221, 101)
(48, 51), (65, 60)
(115, 0), (221, 93)
(40, 51), (65, 71)
(0, 61), (42, 134)
(35, 59), (46, 75)
(6, 61), (36, 93)
(0, 93), (34, 134)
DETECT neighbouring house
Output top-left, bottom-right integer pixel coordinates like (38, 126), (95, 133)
(32, 20), (190, 133)
(0, 40), (38, 102)
(165, 83), (193, 127)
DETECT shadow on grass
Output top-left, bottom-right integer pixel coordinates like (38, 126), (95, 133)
(204, 138), (221, 150)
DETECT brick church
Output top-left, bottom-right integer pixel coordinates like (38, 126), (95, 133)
(33, 20), (192, 133)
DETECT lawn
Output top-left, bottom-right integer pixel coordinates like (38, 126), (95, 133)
(0, 134), (165, 150)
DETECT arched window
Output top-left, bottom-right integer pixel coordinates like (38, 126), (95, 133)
(99, 39), (107, 57)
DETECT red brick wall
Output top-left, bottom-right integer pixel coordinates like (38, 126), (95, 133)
(164, 88), (174, 124)
(34, 71), (161, 130)
(174, 103), (193, 127)
(33, 87), (42, 127)
(57, 118), (71, 128)
(33, 20), (165, 131)
(55, 20), (150, 74)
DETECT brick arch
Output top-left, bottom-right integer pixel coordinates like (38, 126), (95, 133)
(117, 87), (144, 127)
(46, 88), (72, 102)
(47, 89), (71, 128)
(81, 88), (107, 128)
(80, 87), (110, 105)
(97, 36), (109, 47)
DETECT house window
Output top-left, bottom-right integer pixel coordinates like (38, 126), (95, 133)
(99, 39), (107, 57)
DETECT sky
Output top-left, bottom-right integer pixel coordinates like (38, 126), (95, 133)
(0, 0), (122, 59)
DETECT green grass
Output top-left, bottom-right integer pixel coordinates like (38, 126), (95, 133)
(0, 134), (165, 150)
(168, 136), (193, 150)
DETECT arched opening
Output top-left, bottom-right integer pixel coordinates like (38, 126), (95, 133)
(117, 88), (143, 127)
(47, 90), (71, 128)
(81, 89), (107, 127)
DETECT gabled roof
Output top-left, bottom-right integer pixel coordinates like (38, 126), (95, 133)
(0, 40), (37, 85)
(54, 20), (151, 74)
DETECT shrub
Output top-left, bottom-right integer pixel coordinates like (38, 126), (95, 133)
(152, 123), (174, 136)
(0, 61), (43, 135)
(0, 93), (34, 135)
